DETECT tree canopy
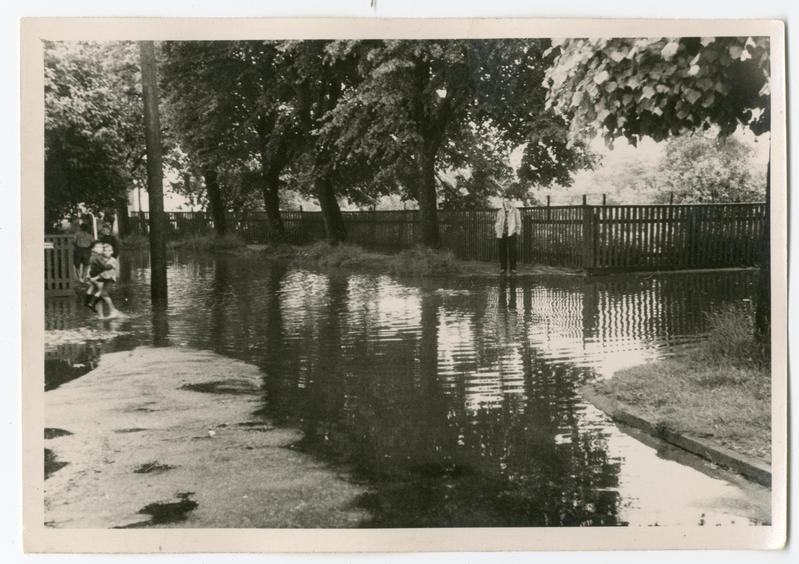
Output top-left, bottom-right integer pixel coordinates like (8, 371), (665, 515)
(545, 37), (770, 147)
(658, 135), (764, 203)
(44, 41), (145, 229)
(160, 41), (297, 238)
(323, 39), (595, 247)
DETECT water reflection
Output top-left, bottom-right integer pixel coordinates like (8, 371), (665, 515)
(45, 342), (103, 391)
(44, 252), (762, 527)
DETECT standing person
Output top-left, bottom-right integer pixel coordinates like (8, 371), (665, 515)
(87, 243), (120, 317)
(84, 241), (109, 310)
(99, 223), (119, 259)
(72, 223), (93, 282)
(494, 197), (521, 275)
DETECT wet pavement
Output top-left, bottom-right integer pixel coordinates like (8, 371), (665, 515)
(44, 250), (769, 527)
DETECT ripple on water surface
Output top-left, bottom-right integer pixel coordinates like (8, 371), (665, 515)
(44, 251), (766, 527)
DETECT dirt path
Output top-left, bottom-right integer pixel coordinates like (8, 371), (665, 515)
(44, 346), (368, 528)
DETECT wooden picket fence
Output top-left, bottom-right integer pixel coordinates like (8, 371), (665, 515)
(45, 234), (75, 296)
(129, 202), (766, 273)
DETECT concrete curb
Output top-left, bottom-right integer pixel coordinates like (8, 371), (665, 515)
(578, 384), (772, 488)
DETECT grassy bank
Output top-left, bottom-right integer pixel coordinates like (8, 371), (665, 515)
(120, 236), (572, 278)
(120, 233), (247, 250)
(593, 304), (771, 462)
(295, 241), (459, 277)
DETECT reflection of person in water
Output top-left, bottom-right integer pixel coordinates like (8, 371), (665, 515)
(496, 276), (519, 344)
(494, 197), (521, 275)
(498, 276), (518, 312)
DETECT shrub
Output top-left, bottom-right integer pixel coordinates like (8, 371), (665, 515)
(167, 233), (245, 251)
(119, 234), (149, 249)
(388, 247), (459, 277)
(297, 242), (374, 268)
(295, 242), (459, 277)
(690, 303), (770, 371)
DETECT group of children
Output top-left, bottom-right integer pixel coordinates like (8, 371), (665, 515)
(73, 222), (120, 318)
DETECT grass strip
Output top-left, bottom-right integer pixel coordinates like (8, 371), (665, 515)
(594, 304), (771, 463)
(296, 241), (459, 277)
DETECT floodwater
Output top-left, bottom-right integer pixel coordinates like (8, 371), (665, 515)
(44, 251), (769, 527)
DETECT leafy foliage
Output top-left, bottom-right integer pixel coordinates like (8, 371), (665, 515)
(583, 134), (765, 204)
(658, 134), (765, 203)
(44, 41), (145, 229)
(545, 37), (770, 147)
(323, 39), (596, 245)
(468, 39), (597, 190)
(160, 41), (296, 236)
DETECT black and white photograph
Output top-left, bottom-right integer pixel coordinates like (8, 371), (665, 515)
(18, 15), (787, 555)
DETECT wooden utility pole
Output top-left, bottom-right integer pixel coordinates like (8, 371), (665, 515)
(139, 41), (168, 303)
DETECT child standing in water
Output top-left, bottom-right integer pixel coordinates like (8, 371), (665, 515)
(92, 244), (120, 317)
(72, 223), (93, 282)
(84, 241), (106, 309)
(84, 242), (119, 316)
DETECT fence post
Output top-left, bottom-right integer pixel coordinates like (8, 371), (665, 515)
(582, 201), (598, 274)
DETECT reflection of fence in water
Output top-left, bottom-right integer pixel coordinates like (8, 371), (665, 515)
(590, 273), (758, 348)
(45, 341), (104, 362)
(45, 295), (80, 331)
(484, 273), (758, 367)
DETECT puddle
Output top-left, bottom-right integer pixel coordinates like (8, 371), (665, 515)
(44, 449), (67, 480)
(44, 428), (73, 439)
(44, 250), (766, 527)
(120, 492), (198, 527)
(133, 462), (175, 474)
(179, 381), (258, 395)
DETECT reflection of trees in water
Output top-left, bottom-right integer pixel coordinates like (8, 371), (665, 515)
(136, 254), (758, 527)
(260, 280), (622, 527)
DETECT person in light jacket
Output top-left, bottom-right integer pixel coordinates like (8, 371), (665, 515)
(494, 197), (521, 275)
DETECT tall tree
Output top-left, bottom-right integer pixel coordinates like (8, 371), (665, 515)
(44, 41), (146, 230)
(324, 39), (595, 248)
(325, 40), (474, 248)
(545, 36), (771, 336)
(280, 40), (359, 245)
(161, 41), (293, 240)
(468, 39), (597, 193)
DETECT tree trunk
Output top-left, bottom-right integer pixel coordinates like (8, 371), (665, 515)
(203, 168), (227, 237)
(115, 197), (130, 237)
(261, 162), (286, 242)
(418, 150), (442, 248)
(139, 41), (168, 303)
(755, 157), (771, 341)
(315, 173), (348, 245)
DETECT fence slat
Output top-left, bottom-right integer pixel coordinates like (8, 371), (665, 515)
(126, 203), (765, 273)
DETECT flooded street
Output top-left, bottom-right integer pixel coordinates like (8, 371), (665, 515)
(44, 251), (769, 527)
